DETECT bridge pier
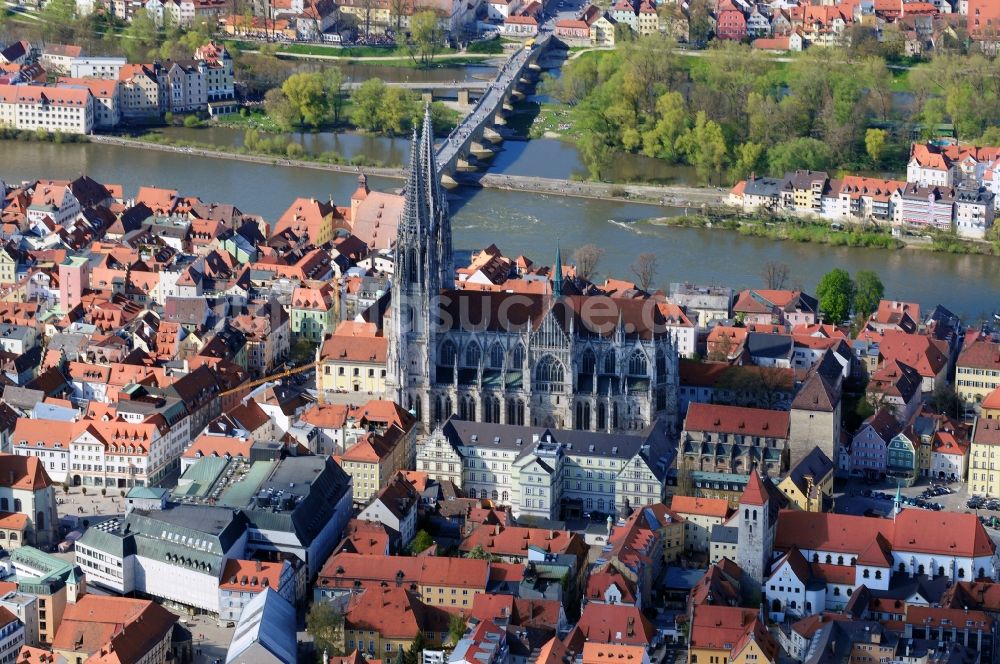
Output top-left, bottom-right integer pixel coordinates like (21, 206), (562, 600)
(458, 89), (470, 107)
(470, 142), (496, 159)
(441, 173), (459, 189)
(422, 92), (433, 104)
(483, 127), (503, 143)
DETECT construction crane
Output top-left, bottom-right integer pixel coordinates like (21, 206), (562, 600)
(220, 360), (321, 400)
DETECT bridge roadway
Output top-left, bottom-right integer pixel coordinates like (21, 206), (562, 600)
(342, 80), (491, 92)
(434, 29), (553, 183)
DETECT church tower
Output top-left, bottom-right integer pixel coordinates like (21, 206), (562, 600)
(736, 469), (775, 601)
(387, 104), (453, 428)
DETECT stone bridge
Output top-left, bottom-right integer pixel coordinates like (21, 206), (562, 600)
(343, 80), (491, 104)
(434, 33), (553, 187)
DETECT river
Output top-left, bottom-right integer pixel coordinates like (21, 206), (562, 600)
(155, 125), (698, 184)
(1, 139), (997, 320)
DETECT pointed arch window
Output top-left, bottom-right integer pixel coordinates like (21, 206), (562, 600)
(535, 355), (565, 384)
(510, 344), (525, 369)
(440, 340), (457, 366)
(628, 350), (648, 376)
(465, 342), (482, 368)
(489, 343), (505, 369)
(603, 351), (616, 374)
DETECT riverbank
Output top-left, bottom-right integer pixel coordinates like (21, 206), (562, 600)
(650, 214), (1000, 256)
(87, 135), (408, 178)
(233, 42), (499, 67)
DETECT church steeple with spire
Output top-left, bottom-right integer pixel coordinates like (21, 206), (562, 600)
(387, 103), (454, 427)
(552, 246), (563, 297)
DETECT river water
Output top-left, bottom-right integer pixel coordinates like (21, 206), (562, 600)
(155, 125), (697, 183)
(1, 139), (998, 319)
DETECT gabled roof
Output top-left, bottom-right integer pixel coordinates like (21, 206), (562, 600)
(684, 403), (790, 439)
(774, 509), (995, 559)
(670, 495), (731, 519)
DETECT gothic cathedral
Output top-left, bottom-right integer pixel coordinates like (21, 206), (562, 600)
(386, 106), (680, 436)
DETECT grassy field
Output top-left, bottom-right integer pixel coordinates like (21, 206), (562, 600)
(525, 102), (578, 139)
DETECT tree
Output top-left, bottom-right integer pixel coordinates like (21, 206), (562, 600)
(865, 128), (888, 166)
(40, 0), (77, 42)
(282, 73), (328, 128)
(183, 115), (201, 128)
(122, 9), (161, 61)
(402, 632), (426, 664)
(465, 544), (494, 560)
(641, 91), (687, 161)
(767, 137), (833, 175)
(409, 530), (434, 555)
(572, 244), (604, 282)
(853, 270), (884, 319)
(448, 613), (467, 645)
(687, 0), (713, 44)
(931, 383), (964, 419)
(408, 10), (444, 68)
(264, 88), (296, 131)
(379, 87), (415, 136)
(630, 253), (658, 291)
(731, 142), (766, 182)
(359, 0), (375, 35)
(390, 0), (410, 31)
(760, 262), (790, 290)
(306, 602), (345, 657)
(324, 67), (346, 126)
(352, 78), (388, 132)
(981, 127), (1000, 146)
(674, 465), (694, 497)
(816, 269), (855, 325)
(675, 111), (727, 185)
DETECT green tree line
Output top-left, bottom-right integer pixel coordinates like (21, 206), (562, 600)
(542, 37), (1000, 183)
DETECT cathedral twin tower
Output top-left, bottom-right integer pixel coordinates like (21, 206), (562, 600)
(387, 105), (679, 436)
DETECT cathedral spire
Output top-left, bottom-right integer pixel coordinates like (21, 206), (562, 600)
(402, 127), (422, 234)
(553, 246), (563, 297)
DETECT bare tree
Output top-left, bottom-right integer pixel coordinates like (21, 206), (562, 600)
(760, 261), (790, 290)
(630, 253), (658, 292)
(572, 244), (604, 283)
(361, 0), (375, 35)
(390, 0), (409, 31)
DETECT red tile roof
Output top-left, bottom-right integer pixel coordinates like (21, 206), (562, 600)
(774, 509), (994, 559)
(219, 559), (287, 592)
(316, 552), (490, 591)
(459, 525), (586, 560)
(688, 605), (760, 652)
(959, 336), (1000, 371)
(670, 495), (731, 519)
(740, 470), (769, 506)
(569, 603), (655, 646)
(684, 403), (790, 438)
(0, 454), (52, 490)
